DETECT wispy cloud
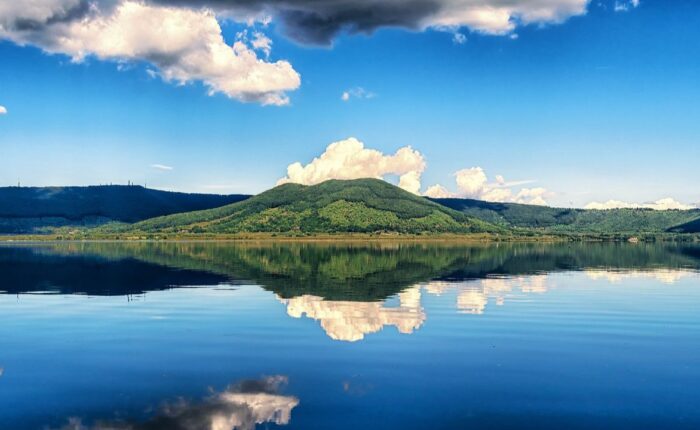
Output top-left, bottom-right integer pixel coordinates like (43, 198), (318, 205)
(150, 164), (173, 171)
(341, 87), (376, 102)
(614, 0), (641, 12)
(452, 32), (467, 45)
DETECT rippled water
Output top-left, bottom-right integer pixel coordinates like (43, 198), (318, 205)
(1, 242), (699, 429)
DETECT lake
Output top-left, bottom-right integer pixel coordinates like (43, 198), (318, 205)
(1, 241), (699, 429)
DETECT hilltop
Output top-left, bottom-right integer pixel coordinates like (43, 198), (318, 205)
(432, 198), (700, 234)
(113, 179), (501, 235)
(0, 185), (249, 234)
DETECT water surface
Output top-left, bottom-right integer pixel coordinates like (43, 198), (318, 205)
(1, 242), (699, 429)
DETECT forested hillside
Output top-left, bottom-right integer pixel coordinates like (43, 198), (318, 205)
(112, 179), (501, 235)
(0, 186), (249, 233)
(432, 198), (700, 234)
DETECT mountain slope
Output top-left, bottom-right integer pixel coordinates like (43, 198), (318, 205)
(432, 198), (700, 234)
(0, 186), (249, 233)
(118, 179), (502, 235)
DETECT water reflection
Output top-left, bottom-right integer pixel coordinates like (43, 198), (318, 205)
(424, 276), (550, 314)
(585, 269), (697, 284)
(54, 376), (298, 430)
(3, 243), (700, 429)
(2, 242), (700, 341)
(277, 267), (700, 341)
(279, 287), (425, 341)
(3, 242), (700, 299)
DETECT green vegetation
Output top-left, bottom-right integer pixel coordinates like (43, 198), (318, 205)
(0, 185), (248, 234)
(433, 198), (700, 234)
(107, 179), (504, 235)
(2, 180), (699, 239)
(11, 241), (700, 299)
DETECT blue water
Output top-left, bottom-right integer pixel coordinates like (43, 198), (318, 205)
(0, 242), (699, 429)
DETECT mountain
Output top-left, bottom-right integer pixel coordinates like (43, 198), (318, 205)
(115, 179), (502, 235)
(432, 198), (700, 234)
(0, 185), (249, 234)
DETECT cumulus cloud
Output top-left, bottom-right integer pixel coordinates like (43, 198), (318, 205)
(54, 376), (298, 430)
(150, 163), (173, 171)
(585, 198), (696, 211)
(0, 0), (615, 102)
(0, 105), (6, 115)
(0, 0), (300, 105)
(277, 138), (551, 202)
(150, 0), (591, 45)
(341, 87), (375, 102)
(424, 166), (551, 205)
(277, 137), (426, 194)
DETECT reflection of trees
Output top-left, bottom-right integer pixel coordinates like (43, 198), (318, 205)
(0, 246), (228, 295)
(53, 376), (298, 430)
(3, 242), (700, 299)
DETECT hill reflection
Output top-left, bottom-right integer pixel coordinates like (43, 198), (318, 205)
(1, 242), (699, 342)
(2, 242), (699, 300)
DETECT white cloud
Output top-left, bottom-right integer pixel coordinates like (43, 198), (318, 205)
(614, 0), (640, 12)
(340, 87), (376, 102)
(251, 31), (272, 57)
(0, 105), (6, 115)
(429, 0), (589, 36)
(424, 184), (453, 198)
(0, 0), (614, 104)
(280, 140), (550, 203)
(277, 137), (426, 194)
(585, 197), (696, 211)
(0, 1), (300, 105)
(425, 166), (551, 205)
(452, 32), (467, 44)
(150, 163), (173, 171)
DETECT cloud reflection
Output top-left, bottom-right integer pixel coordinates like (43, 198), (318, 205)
(279, 286), (425, 342)
(55, 376), (298, 430)
(585, 269), (697, 285)
(279, 276), (556, 340)
(424, 275), (550, 315)
(278, 268), (697, 341)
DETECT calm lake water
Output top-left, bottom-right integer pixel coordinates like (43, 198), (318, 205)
(1, 242), (699, 429)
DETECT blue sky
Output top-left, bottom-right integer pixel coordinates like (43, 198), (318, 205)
(0, 0), (699, 208)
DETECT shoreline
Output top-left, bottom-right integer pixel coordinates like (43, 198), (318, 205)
(1, 232), (697, 243)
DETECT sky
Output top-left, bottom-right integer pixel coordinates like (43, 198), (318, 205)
(0, 0), (699, 209)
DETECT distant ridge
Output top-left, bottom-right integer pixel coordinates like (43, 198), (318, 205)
(0, 185), (250, 234)
(2, 181), (699, 237)
(114, 179), (501, 235)
(432, 197), (700, 234)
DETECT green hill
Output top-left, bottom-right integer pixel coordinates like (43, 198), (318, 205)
(0, 185), (249, 234)
(115, 179), (502, 235)
(431, 198), (700, 234)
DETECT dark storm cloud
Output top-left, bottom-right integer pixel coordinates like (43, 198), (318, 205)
(10, 1), (91, 31)
(149, 0), (443, 44)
